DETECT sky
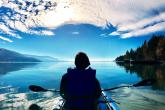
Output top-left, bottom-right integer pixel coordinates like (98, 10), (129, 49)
(0, 0), (165, 60)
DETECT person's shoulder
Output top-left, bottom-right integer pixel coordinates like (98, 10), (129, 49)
(86, 67), (96, 77)
(67, 67), (78, 74)
(87, 67), (96, 72)
(67, 67), (75, 72)
(62, 67), (75, 77)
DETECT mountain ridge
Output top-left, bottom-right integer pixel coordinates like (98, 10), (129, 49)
(0, 48), (58, 62)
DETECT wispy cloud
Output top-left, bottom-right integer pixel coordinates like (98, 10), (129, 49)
(29, 30), (55, 36)
(0, 0), (57, 42)
(109, 32), (120, 36)
(0, 23), (22, 39)
(99, 33), (109, 37)
(121, 22), (165, 38)
(0, 36), (13, 42)
(72, 31), (79, 35)
(0, 0), (165, 42)
(118, 13), (165, 32)
(112, 12), (165, 38)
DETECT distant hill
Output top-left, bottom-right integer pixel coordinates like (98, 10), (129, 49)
(115, 35), (165, 63)
(0, 48), (41, 62)
(26, 55), (59, 62)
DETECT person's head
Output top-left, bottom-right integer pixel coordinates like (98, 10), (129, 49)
(75, 52), (90, 69)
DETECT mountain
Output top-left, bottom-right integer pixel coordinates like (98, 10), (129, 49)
(115, 35), (165, 63)
(25, 55), (59, 62)
(0, 48), (41, 62)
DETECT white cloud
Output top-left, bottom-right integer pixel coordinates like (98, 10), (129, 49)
(114, 12), (165, 38)
(0, 0), (57, 42)
(72, 31), (79, 35)
(0, 1), (2, 7)
(30, 30), (55, 36)
(100, 33), (106, 36)
(121, 22), (165, 38)
(0, 23), (22, 39)
(118, 13), (165, 32)
(99, 33), (109, 37)
(0, 36), (13, 42)
(109, 32), (120, 36)
(0, 0), (165, 42)
(0, 23), (11, 34)
(40, 30), (55, 36)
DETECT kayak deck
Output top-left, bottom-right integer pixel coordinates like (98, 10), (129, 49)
(98, 91), (120, 110)
(55, 91), (120, 110)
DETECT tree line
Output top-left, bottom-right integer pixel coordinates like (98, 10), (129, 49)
(115, 35), (165, 62)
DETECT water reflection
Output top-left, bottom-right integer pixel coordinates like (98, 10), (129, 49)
(0, 62), (165, 110)
(0, 91), (62, 110)
(116, 62), (165, 90)
(0, 62), (69, 110)
(111, 87), (165, 110)
(0, 63), (38, 75)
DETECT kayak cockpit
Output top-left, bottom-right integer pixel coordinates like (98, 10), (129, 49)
(55, 91), (120, 110)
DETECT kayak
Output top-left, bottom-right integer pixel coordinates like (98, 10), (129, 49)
(98, 91), (120, 110)
(28, 85), (120, 110)
(55, 91), (120, 110)
(30, 78), (155, 110)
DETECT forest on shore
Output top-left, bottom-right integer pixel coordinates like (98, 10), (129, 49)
(115, 35), (165, 64)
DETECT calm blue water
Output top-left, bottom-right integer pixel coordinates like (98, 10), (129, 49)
(0, 62), (165, 110)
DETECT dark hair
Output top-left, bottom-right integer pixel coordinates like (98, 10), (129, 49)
(75, 52), (90, 69)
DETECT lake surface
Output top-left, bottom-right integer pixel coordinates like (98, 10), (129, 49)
(0, 62), (165, 110)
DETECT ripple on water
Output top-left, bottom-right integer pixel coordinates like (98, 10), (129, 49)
(110, 87), (165, 110)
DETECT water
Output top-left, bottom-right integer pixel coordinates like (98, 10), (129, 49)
(0, 62), (165, 110)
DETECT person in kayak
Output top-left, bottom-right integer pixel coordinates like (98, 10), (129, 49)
(60, 52), (102, 110)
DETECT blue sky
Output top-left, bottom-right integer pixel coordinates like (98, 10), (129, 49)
(0, 0), (165, 60)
